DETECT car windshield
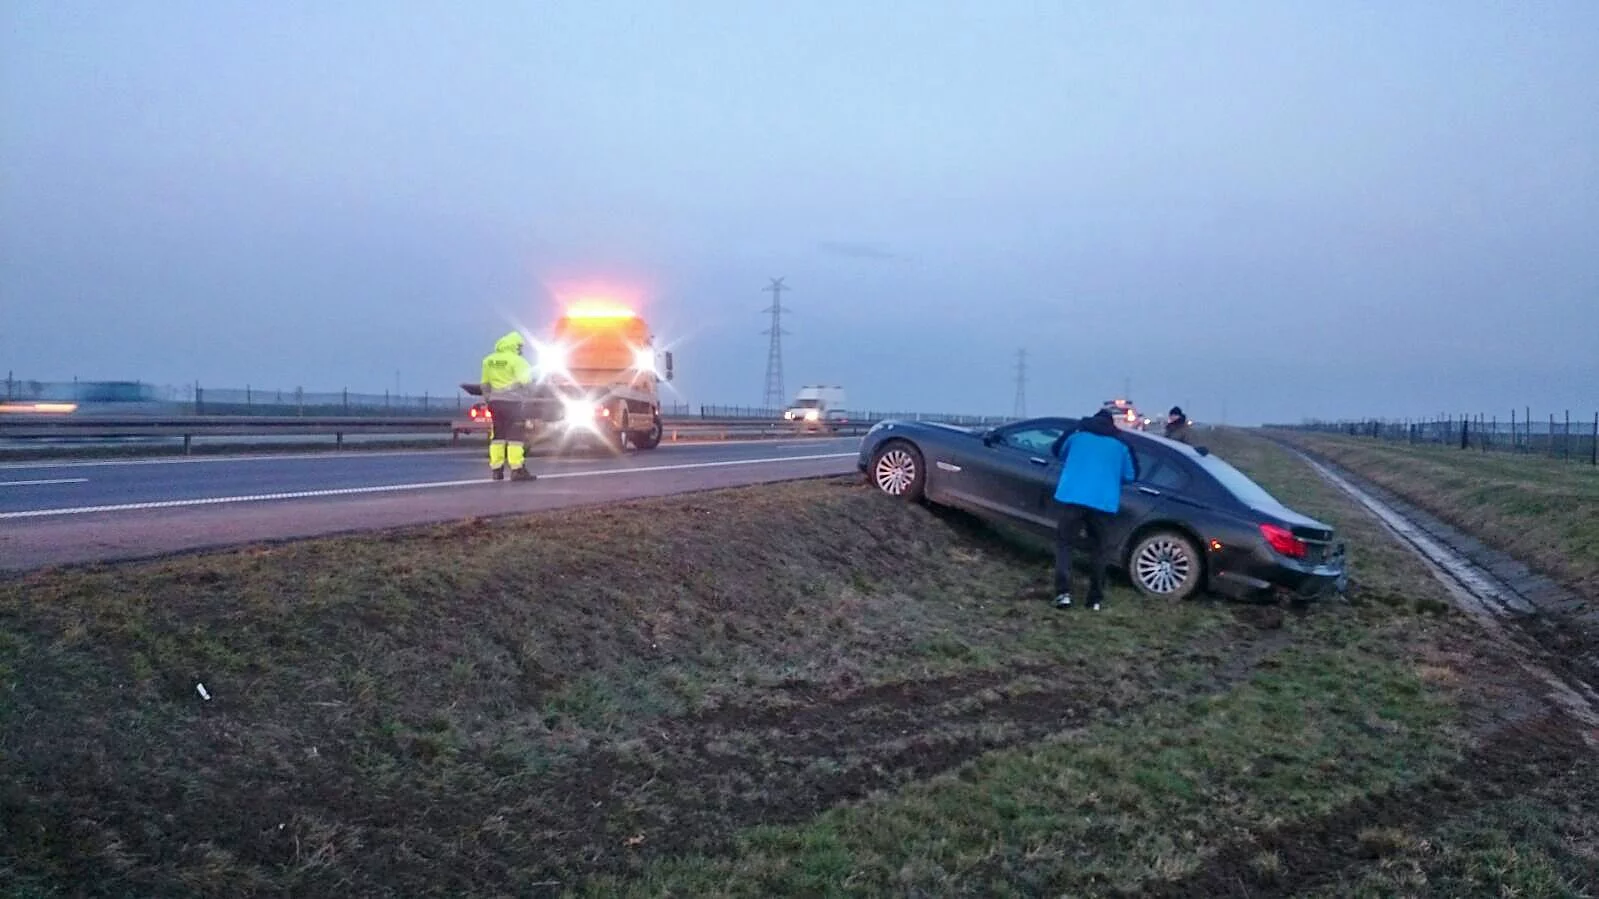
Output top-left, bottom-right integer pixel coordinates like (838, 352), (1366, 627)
(792, 399), (821, 408)
(1193, 452), (1286, 511)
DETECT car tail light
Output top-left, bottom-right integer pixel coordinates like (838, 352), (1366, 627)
(1260, 523), (1307, 559)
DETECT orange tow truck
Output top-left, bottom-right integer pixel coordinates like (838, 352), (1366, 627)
(459, 303), (674, 451)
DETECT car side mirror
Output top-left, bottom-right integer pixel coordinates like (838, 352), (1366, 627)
(981, 428), (999, 446)
(663, 351), (675, 382)
(1195, 446), (1210, 456)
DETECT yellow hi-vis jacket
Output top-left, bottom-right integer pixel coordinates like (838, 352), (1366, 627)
(481, 331), (534, 396)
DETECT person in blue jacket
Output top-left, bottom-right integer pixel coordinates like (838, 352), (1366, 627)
(1052, 408), (1138, 610)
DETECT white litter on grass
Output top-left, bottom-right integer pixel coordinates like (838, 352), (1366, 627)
(196, 683), (211, 701)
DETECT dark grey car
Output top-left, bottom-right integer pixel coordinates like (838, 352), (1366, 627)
(858, 417), (1347, 602)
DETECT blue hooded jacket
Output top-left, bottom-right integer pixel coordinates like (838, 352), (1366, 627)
(1053, 411), (1137, 513)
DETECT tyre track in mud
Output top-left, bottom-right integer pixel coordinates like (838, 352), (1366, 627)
(1133, 708), (1599, 898)
(316, 618), (1296, 893)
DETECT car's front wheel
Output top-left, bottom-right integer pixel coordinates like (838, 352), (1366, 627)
(870, 441), (925, 501)
(1128, 530), (1202, 600)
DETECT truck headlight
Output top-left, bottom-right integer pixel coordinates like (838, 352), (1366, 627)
(562, 398), (597, 421)
(632, 347), (657, 375)
(536, 342), (570, 378)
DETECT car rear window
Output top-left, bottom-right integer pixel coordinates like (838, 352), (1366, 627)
(1193, 453), (1286, 511)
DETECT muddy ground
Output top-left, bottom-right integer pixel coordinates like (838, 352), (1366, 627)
(4, 434), (1598, 897)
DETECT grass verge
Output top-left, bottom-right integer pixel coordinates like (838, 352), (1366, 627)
(1274, 432), (1599, 601)
(2, 435), (1595, 896)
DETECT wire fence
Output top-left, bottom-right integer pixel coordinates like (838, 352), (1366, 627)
(4, 377), (466, 418)
(4, 376), (1008, 427)
(1274, 409), (1599, 466)
(698, 405), (1015, 427)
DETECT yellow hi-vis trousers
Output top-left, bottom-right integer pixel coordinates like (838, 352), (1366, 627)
(489, 440), (526, 471)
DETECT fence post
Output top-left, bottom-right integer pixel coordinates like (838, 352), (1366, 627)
(1460, 415), (1468, 450)
(5, 370), (12, 400)
(1564, 410), (1571, 461)
(343, 389), (349, 414)
(423, 391), (429, 412)
(296, 387), (304, 417)
(246, 385), (252, 409)
(1592, 412), (1598, 467)
(195, 383), (204, 416)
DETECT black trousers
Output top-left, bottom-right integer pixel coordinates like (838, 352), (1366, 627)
(486, 400), (528, 443)
(1055, 502), (1113, 601)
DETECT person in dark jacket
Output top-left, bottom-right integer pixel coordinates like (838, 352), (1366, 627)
(1164, 406), (1193, 444)
(1052, 408), (1137, 610)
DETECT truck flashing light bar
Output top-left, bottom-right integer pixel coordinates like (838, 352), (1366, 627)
(563, 301), (637, 320)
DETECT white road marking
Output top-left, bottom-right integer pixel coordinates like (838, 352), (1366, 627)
(0, 477), (89, 488)
(0, 437), (857, 472)
(0, 452), (858, 520)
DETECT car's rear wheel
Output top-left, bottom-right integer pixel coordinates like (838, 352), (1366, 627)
(871, 441), (925, 501)
(1128, 530), (1202, 600)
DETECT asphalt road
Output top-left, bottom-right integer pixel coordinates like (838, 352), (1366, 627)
(0, 438), (863, 572)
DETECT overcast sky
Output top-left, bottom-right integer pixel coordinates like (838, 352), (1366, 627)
(3, 1), (1595, 424)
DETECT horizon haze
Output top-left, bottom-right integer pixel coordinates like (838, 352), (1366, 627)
(3, 1), (1596, 425)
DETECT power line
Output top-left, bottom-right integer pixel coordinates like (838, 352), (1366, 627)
(1013, 348), (1027, 419)
(761, 277), (789, 409)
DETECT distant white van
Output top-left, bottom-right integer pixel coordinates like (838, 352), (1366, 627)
(783, 386), (849, 430)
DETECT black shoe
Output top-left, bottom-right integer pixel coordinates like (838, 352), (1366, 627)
(491, 467), (505, 481)
(510, 468), (536, 482)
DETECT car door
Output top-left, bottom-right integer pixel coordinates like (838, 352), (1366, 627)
(944, 419), (1072, 529)
(1102, 442), (1191, 556)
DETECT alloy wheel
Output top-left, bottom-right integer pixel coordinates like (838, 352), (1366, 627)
(1134, 537), (1194, 595)
(874, 449), (917, 495)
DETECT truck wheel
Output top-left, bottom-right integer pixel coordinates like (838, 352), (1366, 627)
(631, 415), (663, 450)
(608, 408), (630, 451)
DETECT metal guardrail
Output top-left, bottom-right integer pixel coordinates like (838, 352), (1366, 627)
(0, 413), (895, 453)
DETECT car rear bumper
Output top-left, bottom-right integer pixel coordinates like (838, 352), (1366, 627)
(1211, 544), (1349, 602)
